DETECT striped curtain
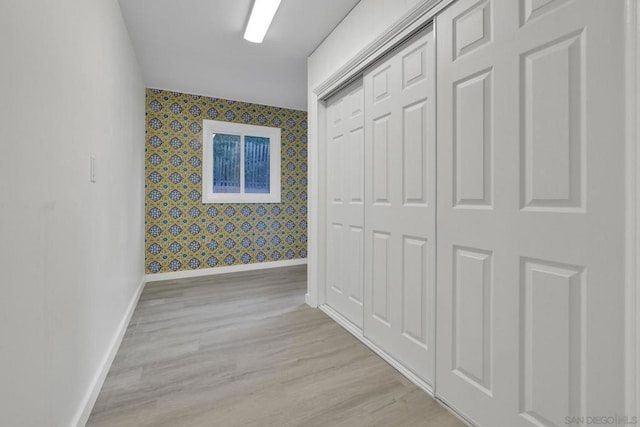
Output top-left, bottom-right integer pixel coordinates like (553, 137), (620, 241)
(213, 133), (241, 193)
(244, 136), (270, 194)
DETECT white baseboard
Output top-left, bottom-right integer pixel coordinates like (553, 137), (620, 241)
(144, 258), (308, 283)
(72, 277), (146, 427)
(305, 292), (316, 308)
(319, 304), (434, 396)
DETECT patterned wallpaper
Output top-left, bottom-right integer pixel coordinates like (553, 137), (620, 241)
(145, 89), (308, 274)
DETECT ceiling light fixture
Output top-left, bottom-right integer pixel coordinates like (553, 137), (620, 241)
(243, 0), (282, 43)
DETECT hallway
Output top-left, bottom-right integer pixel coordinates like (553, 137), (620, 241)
(88, 266), (463, 426)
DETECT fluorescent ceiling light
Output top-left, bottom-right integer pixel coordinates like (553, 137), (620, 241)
(244, 0), (282, 43)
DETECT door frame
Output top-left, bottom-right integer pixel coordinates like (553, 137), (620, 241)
(307, 0), (639, 419)
(625, 0), (639, 419)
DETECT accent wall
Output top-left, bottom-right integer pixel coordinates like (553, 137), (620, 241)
(145, 89), (308, 274)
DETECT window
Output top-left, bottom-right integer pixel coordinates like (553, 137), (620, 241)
(202, 120), (281, 203)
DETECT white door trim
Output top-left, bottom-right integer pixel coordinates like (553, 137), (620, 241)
(626, 0), (640, 419)
(306, 93), (326, 308)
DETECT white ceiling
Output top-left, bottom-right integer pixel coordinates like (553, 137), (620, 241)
(118, 0), (360, 111)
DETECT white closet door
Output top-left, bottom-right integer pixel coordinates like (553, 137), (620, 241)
(363, 27), (436, 384)
(435, 0), (626, 426)
(326, 80), (365, 329)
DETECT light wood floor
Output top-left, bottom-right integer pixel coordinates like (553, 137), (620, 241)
(88, 265), (464, 427)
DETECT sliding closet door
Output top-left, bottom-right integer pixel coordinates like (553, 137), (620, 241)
(435, 0), (626, 425)
(325, 80), (365, 329)
(363, 27), (436, 384)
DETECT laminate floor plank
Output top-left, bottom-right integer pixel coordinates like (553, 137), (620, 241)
(88, 265), (464, 427)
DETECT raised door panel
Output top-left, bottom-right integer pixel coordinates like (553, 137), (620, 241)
(327, 223), (344, 296)
(521, 31), (584, 211)
(402, 237), (430, 348)
(520, 259), (584, 426)
(453, 0), (492, 59)
(372, 232), (391, 325)
(349, 127), (364, 204)
(521, 0), (572, 25)
(453, 246), (493, 396)
(328, 134), (344, 204)
(373, 115), (391, 204)
(347, 226), (364, 305)
(403, 101), (429, 206)
(454, 69), (493, 208)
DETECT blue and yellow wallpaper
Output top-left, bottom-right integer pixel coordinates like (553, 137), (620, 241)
(145, 89), (308, 274)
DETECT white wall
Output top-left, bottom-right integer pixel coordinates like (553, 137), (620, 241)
(0, 0), (145, 425)
(306, 0), (424, 307)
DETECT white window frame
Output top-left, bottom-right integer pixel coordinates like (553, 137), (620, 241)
(202, 120), (281, 204)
